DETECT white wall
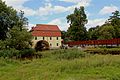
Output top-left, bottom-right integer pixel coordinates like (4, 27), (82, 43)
(32, 36), (62, 48)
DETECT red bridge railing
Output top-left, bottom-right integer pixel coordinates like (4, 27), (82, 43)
(64, 38), (120, 46)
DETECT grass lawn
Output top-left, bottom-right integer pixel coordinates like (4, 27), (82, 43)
(0, 49), (120, 80)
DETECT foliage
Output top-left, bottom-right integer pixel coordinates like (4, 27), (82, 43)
(0, 48), (19, 58)
(0, 48), (35, 59)
(0, 40), (6, 49)
(88, 25), (116, 40)
(108, 10), (120, 27)
(88, 26), (100, 40)
(107, 10), (120, 38)
(85, 48), (120, 55)
(67, 6), (88, 41)
(19, 48), (35, 59)
(5, 27), (33, 50)
(88, 10), (120, 40)
(61, 31), (69, 42)
(97, 25), (115, 39)
(0, 0), (17, 40)
(0, 0), (28, 40)
(0, 0), (34, 59)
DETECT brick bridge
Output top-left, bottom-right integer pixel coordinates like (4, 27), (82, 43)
(64, 38), (120, 47)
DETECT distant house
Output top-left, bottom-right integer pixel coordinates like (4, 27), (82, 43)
(31, 24), (62, 49)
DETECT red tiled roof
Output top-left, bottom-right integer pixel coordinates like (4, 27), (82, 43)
(32, 24), (60, 31)
(31, 24), (61, 37)
(32, 31), (61, 37)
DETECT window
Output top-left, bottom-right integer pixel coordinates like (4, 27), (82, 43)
(57, 43), (59, 46)
(43, 37), (44, 40)
(57, 37), (58, 40)
(50, 43), (52, 46)
(50, 37), (52, 40)
(35, 37), (37, 40)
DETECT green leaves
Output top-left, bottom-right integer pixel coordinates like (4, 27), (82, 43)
(0, 0), (28, 40)
(67, 6), (88, 41)
(88, 10), (120, 40)
(6, 27), (33, 50)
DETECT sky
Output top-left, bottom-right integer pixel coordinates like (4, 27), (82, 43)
(2, 0), (120, 31)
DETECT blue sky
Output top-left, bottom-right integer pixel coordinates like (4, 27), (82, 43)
(3, 0), (120, 31)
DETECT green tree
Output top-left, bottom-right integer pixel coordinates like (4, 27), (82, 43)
(67, 6), (88, 41)
(108, 10), (120, 38)
(0, 0), (17, 40)
(61, 31), (69, 42)
(88, 11), (120, 40)
(0, 0), (28, 40)
(88, 26), (100, 40)
(88, 25), (116, 40)
(5, 27), (32, 50)
(98, 25), (115, 39)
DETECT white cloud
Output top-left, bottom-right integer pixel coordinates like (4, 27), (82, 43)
(2, 0), (29, 6)
(36, 3), (67, 16)
(3, 0), (91, 31)
(48, 18), (105, 31)
(59, 0), (91, 4)
(27, 23), (35, 30)
(3, 0), (91, 17)
(86, 19), (106, 29)
(48, 18), (69, 31)
(99, 5), (119, 15)
(3, 0), (36, 16)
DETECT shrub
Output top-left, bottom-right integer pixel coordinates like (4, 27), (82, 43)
(0, 48), (19, 58)
(85, 48), (120, 55)
(19, 48), (35, 59)
(0, 40), (6, 50)
(0, 48), (36, 59)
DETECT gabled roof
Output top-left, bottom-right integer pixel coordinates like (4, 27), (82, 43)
(31, 24), (61, 37)
(32, 24), (60, 31)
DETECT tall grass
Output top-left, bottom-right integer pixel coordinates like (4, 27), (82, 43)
(1, 49), (120, 80)
(39, 48), (89, 60)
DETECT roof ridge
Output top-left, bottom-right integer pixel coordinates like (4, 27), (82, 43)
(36, 24), (57, 26)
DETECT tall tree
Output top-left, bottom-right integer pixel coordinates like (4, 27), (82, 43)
(0, 0), (28, 40)
(67, 6), (88, 41)
(108, 10), (120, 38)
(108, 11), (120, 26)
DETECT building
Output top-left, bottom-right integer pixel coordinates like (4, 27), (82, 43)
(31, 24), (62, 49)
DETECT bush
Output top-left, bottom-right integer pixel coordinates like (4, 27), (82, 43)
(0, 40), (6, 50)
(19, 48), (35, 59)
(85, 48), (120, 55)
(0, 48), (19, 58)
(0, 48), (36, 59)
